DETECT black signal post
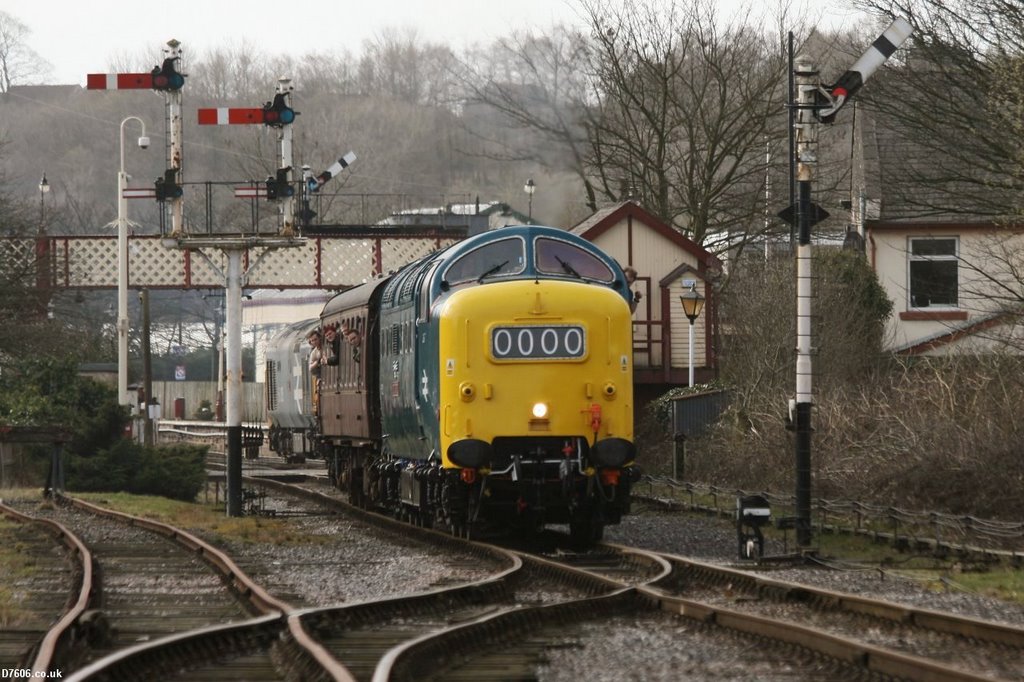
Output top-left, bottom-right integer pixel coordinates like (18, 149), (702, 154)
(784, 18), (912, 549)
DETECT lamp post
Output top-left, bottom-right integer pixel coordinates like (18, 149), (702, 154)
(38, 173), (50, 234)
(36, 174), (52, 318)
(118, 117), (150, 410)
(679, 282), (705, 387)
(523, 178), (535, 222)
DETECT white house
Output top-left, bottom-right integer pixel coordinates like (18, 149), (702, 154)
(852, 110), (1024, 355)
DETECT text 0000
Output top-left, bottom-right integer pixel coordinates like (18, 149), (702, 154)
(490, 325), (586, 360)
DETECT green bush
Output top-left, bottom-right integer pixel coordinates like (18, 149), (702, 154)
(67, 440), (207, 502)
(0, 357), (129, 458)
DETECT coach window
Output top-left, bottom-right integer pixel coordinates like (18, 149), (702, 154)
(535, 237), (614, 282)
(908, 237), (958, 308)
(443, 237), (525, 286)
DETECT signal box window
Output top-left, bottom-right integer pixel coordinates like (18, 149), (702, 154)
(535, 237), (614, 282)
(909, 237), (958, 308)
(444, 238), (525, 285)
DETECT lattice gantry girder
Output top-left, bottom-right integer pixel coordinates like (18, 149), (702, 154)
(9, 234), (459, 289)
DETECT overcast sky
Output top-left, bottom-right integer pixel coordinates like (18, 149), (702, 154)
(5, 0), (593, 85)
(3, 0), (864, 86)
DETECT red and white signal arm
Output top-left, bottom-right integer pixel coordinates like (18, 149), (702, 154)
(234, 186), (268, 199)
(123, 188), (157, 199)
(197, 108), (267, 125)
(86, 73), (153, 90)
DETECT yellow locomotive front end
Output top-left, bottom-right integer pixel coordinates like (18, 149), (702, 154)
(437, 277), (636, 538)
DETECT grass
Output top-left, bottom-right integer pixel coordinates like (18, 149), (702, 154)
(0, 514), (43, 627)
(71, 486), (339, 547)
(3, 485), (333, 547)
(635, 492), (1024, 605)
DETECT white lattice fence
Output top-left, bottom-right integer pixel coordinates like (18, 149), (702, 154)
(319, 238), (378, 285)
(380, 237), (457, 276)
(6, 234), (459, 289)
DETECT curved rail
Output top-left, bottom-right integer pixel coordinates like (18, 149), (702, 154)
(56, 493), (354, 681)
(634, 548), (1024, 648)
(0, 500), (95, 677)
(644, 589), (995, 682)
(373, 588), (641, 681)
(613, 545), (1021, 682)
(59, 494), (290, 615)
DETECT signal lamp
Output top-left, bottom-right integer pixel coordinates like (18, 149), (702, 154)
(151, 58), (185, 91)
(154, 168), (182, 202)
(263, 93), (295, 127)
(265, 168), (293, 201)
(275, 167), (294, 197)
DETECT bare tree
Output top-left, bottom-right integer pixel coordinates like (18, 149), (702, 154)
(456, 0), (794, 250)
(580, 0), (792, 246)
(853, 0), (1024, 219)
(356, 29), (458, 107)
(456, 27), (595, 198)
(0, 11), (51, 92)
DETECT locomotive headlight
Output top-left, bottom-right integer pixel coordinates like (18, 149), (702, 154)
(531, 402), (549, 419)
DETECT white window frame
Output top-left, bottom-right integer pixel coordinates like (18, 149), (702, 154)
(907, 236), (959, 309)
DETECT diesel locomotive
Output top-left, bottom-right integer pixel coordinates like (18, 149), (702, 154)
(266, 224), (638, 542)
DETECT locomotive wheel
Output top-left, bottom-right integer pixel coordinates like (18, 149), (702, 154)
(569, 515), (605, 548)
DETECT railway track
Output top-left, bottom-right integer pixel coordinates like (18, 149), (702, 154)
(2, 493), (348, 681)
(275, 476), (1024, 681)
(0, 499), (88, 676)
(18, 450), (1021, 680)
(634, 548), (1024, 681)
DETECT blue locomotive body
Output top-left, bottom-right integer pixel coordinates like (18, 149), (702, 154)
(273, 225), (639, 542)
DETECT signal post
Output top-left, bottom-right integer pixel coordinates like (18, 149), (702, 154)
(91, 47), (359, 516)
(183, 78), (304, 515)
(189, 78), (356, 515)
(784, 19), (912, 548)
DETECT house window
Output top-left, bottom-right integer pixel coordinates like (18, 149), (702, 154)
(909, 237), (958, 308)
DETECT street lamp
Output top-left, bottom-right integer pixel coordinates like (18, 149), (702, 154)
(38, 173), (50, 234)
(523, 178), (535, 222)
(679, 282), (705, 387)
(118, 117), (149, 410)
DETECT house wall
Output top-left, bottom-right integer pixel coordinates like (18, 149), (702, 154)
(585, 218), (705, 371)
(871, 226), (1024, 353)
